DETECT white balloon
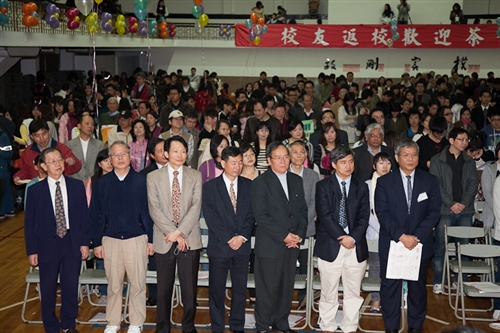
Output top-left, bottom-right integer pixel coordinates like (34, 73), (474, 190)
(75, 0), (93, 16)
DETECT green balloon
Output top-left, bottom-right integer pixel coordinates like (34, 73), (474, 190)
(497, 28), (500, 37)
(135, 0), (147, 10)
(393, 32), (400, 41)
(192, 5), (201, 19)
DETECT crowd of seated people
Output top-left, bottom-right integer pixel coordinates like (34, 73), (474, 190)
(1, 65), (500, 332)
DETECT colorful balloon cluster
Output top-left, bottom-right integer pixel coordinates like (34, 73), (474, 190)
(192, 0), (209, 29)
(128, 16), (139, 34)
(101, 12), (113, 33)
(149, 20), (158, 36)
(45, 4), (60, 29)
(138, 20), (147, 36)
(496, 17), (500, 37)
(134, 0), (147, 21)
(387, 18), (399, 47)
(0, 0), (10, 26)
(245, 12), (268, 46)
(66, 7), (80, 30)
(219, 24), (231, 38)
(116, 14), (126, 35)
(22, 2), (38, 27)
(169, 23), (177, 38)
(159, 21), (167, 38)
(85, 12), (99, 33)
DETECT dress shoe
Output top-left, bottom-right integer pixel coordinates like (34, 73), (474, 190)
(385, 330), (398, 333)
(146, 297), (157, 306)
(408, 329), (422, 333)
(231, 331), (245, 333)
(183, 330), (198, 333)
(63, 330), (79, 333)
(274, 330), (296, 333)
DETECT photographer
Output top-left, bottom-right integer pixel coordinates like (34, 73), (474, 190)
(397, 0), (411, 24)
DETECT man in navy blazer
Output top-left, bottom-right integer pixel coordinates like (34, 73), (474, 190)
(203, 146), (255, 333)
(375, 139), (441, 333)
(25, 147), (89, 333)
(314, 146), (369, 333)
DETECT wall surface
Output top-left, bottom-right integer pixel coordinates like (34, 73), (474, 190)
(150, 46), (500, 80)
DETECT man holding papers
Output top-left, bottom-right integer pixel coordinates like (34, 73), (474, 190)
(375, 139), (441, 333)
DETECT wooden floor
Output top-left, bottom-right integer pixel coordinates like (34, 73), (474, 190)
(0, 212), (496, 333)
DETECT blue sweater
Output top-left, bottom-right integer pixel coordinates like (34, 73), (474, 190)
(87, 169), (153, 247)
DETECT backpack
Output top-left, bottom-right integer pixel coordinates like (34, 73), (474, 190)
(33, 83), (45, 105)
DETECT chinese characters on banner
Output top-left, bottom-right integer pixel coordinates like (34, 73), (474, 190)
(235, 24), (499, 48)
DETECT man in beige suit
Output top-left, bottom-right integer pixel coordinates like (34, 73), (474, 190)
(147, 135), (202, 333)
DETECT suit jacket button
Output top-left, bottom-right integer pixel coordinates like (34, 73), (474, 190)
(289, 214), (293, 218)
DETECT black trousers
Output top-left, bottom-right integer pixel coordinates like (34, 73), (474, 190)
(209, 254), (250, 332)
(39, 233), (81, 333)
(380, 255), (429, 330)
(254, 248), (298, 333)
(156, 247), (200, 333)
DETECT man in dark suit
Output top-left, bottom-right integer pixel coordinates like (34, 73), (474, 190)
(243, 99), (281, 143)
(341, 72), (359, 91)
(314, 146), (369, 333)
(375, 139), (441, 333)
(25, 147), (89, 333)
(203, 146), (255, 333)
(140, 137), (167, 306)
(251, 142), (308, 333)
(353, 123), (395, 182)
(471, 90), (496, 131)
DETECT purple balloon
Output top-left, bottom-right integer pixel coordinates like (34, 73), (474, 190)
(249, 30), (256, 41)
(139, 20), (147, 28)
(199, 4), (204, 13)
(102, 12), (112, 22)
(219, 30), (224, 37)
(50, 20), (60, 29)
(225, 31), (231, 38)
(139, 27), (147, 36)
(54, 7), (60, 15)
(103, 22), (113, 32)
(46, 4), (56, 15)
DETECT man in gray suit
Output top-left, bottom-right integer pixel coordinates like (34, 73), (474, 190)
(147, 136), (202, 333)
(288, 140), (320, 307)
(65, 114), (104, 185)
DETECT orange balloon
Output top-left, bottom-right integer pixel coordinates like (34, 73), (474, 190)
(194, 0), (202, 5)
(160, 30), (167, 38)
(22, 15), (30, 26)
(250, 12), (258, 23)
(0, 8), (7, 14)
(257, 18), (264, 26)
(28, 2), (37, 13)
(22, 4), (30, 15)
(160, 22), (167, 30)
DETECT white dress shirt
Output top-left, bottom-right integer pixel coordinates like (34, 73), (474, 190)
(273, 170), (289, 200)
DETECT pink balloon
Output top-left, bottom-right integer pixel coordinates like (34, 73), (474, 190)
(170, 23), (176, 30)
(67, 20), (80, 30)
(169, 30), (176, 37)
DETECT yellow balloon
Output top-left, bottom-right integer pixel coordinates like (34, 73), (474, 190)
(74, 16), (80, 22)
(107, 19), (112, 24)
(95, 0), (103, 4)
(117, 27), (125, 35)
(117, 14), (125, 22)
(253, 36), (261, 46)
(54, 13), (59, 19)
(198, 14), (209, 28)
(133, 23), (138, 28)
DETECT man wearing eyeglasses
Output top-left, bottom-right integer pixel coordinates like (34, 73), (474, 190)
(251, 142), (307, 333)
(24, 147), (89, 333)
(13, 119), (81, 185)
(353, 123), (395, 182)
(429, 128), (478, 295)
(87, 141), (154, 333)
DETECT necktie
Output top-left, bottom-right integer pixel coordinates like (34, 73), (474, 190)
(172, 171), (181, 223)
(339, 181), (348, 229)
(406, 175), (412, 214)
(230, 182), (237, 214)
(55, 181), (67, 238)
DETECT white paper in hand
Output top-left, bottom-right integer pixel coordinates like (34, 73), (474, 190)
(386, 240), (422, 281)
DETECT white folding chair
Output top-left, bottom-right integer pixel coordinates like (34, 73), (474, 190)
(455, 243), (500, 325)
(443, 225), (492, 312)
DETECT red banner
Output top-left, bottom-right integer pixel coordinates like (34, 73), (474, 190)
(235, 24), (500, 49)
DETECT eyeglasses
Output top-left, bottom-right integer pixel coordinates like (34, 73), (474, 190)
(368, 134), (383, 139)
(270, 155), (290, 161)
(45, 158), (64, 165)
(399, 153), (418, 160)
(372, 116), (384, 120)
(110, 152), (129, 159)
(454, 137), (470, 143)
